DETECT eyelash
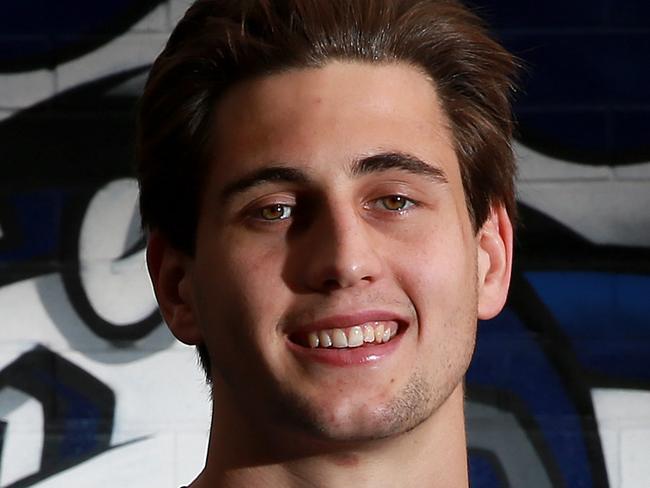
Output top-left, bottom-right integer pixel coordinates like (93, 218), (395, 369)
(366, 195), (416, 213)
(257, 203), (293, 221)
(254, 195), (417, 222)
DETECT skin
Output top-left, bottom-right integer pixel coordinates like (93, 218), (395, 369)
(148, 61), (513, 487)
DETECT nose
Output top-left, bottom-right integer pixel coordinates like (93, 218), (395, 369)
(299, 205), (383, 292)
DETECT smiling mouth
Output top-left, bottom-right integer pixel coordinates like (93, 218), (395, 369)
(292, 321), (399, 349)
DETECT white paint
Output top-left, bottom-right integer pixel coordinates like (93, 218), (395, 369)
(106, 72), (148, 97)
(34, 435), (176, 488)
(592, 388), (650, 488)
(0, 272), (209, 486)
(176, 430), (211, 486)
(63, 349), (211, 446)
(169, 0), (194, 27)
(131, 3), (169, 32)
(592, 389), (650, 426)
(515, 142), (650, 246)
(0, 343), (39, 372)
(621, 429), (650, 488)
(614, 162), (650, 180)
(515, 142), (613, 182)
(0, 4), (210, 486)
(0, 389), (44, 486)
(1, 277), (70, 349)
(0, 2), (647, 487)
(79, 179), (158, 325)
(0, 5), (167, 114)
(0, 108), (14, 122)
(596, 426), (621, 488)
(79, 179), (140, 261)
(54, 33), (168, 94)
(0, 69), (55, 110)
(517, 180), (650, 247)
(0, 275), (102, 352)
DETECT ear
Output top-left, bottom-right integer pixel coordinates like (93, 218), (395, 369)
(146, 230), (203, 345)
(476, 203), (513, 320)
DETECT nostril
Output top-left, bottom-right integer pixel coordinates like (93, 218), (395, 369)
(318, 273), (375, 292)
(321, 278), (341, 291)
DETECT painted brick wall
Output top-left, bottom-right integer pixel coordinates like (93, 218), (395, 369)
(1, 1), (648, 487)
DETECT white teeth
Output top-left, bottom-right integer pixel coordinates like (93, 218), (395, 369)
(303, 321), (399, 349)
(307, 332), (319, 348)
(332, 329), (348, 348)
(374, 323), (385, 344)
(347, 326), (364, 347)
(382, 328), (391, 343)
(363, 324), (375, 342)
(319, 330), (332, 348)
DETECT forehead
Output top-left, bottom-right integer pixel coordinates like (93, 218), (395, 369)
(210, 61), (459, 183)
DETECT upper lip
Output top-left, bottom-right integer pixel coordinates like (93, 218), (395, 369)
(287, 310), (410, 334)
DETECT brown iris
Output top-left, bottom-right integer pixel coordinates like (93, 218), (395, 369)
(260, 204), (291, 220)
(380, 195), (410, 211)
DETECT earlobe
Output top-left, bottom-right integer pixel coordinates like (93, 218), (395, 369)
(146, 230), (203, 345)
(476, 204), (513, 320)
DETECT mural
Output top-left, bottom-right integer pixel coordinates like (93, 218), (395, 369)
(0, 1), (648, 487)
(463, 3), (650, 486)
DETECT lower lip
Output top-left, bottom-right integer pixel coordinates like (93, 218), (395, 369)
(286, 331), (404, 366)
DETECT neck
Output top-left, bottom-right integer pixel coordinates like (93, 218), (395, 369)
(189, 383), (469, 488)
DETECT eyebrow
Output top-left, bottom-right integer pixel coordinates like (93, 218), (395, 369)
(219, 151), (448, 203)
(220, 166), (309, 203)
(350, 151), (448, 183)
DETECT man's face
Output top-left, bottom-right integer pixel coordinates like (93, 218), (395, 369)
(184, 62), (493, 442)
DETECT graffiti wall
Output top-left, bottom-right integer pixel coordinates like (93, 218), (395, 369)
(1, 1), (648, 486)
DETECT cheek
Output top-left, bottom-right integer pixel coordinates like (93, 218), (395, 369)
(394, 232), (478, 385)
(194, 232), (290, 337)
(389, 219), (478, 336)
(393, 214), (475, 288)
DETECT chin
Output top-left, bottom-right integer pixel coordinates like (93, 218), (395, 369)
(272, 371), (437, 444)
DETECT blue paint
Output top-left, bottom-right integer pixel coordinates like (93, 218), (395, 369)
(469, 308), (594, 487)
(0, 190), (65, 262)
(1, 0), (141, 39)
(466, 0), (650, 161)
(0, 0), (161, 66)
(611, 110), (650, 161)
(469, 450), (508, 488)
(504, 33), (650, 107)
(35, 368), (104, 461)
(526, 271), (650, 382)
(471, 0), (649, 30)
(467, 0), (607, 29)
(515, 109), (611, 157)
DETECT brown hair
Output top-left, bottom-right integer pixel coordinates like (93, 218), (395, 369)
(137, 0), (518, 379)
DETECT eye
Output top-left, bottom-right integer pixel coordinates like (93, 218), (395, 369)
(258, 203), (293, 221)
(375, 195), (416, 212)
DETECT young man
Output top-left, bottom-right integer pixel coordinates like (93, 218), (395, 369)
(137, 0), (516, 486)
